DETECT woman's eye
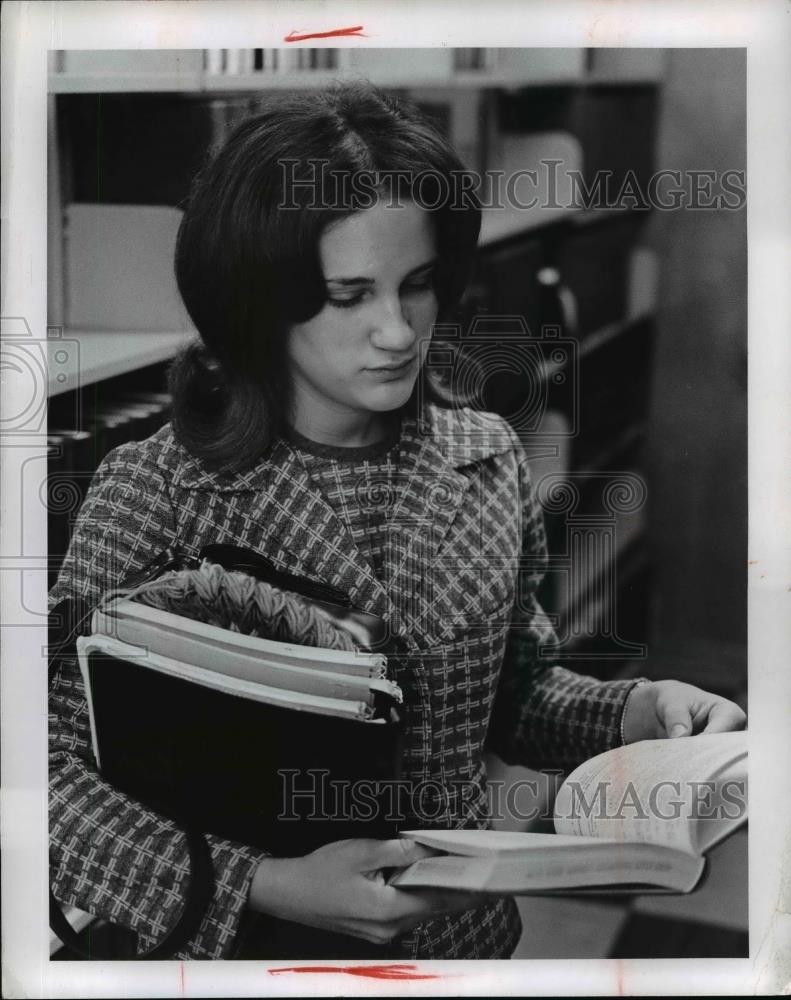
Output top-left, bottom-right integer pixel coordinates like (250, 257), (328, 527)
(327, 274), (434, 310)
(328, 291), (367, 310)
(403, 277), (434, 294)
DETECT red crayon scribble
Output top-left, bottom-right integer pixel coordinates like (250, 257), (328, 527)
(269, 963), (442, 980)
(284, 25), (366, 42)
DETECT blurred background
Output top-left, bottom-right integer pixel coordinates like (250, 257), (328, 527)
(46, 47), (747, 960)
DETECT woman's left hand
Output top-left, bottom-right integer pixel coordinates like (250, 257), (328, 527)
(622, 679), (746, 745)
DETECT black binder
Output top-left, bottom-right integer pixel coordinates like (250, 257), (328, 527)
(77, 544), (405, 856)
(82, 643), (403, 856)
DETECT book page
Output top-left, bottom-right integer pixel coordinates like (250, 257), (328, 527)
(389, 840), (704, 894)
(553, 731), (747, 853)
(692, 751), (749, 853)
(400, 828), (598, 856)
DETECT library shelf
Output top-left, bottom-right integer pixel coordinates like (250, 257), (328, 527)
(48, 329), (194, 398)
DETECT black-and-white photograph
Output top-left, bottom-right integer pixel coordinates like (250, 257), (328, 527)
(44, 40), (750, 960)
(2, 2), (789, 997)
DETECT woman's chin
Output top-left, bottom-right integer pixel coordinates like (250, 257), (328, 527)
(364, 377), (418, 411)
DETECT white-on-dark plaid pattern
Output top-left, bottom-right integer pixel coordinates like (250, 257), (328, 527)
(49, 402), (644, 960)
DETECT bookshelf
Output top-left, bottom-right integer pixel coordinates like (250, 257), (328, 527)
(463, 208), (658, 675)
(47, 329), (193, 397)
(49, 48), (666, 94)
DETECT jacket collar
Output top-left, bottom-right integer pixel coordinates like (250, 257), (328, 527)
(169, 403), (516, 492)
(165, 404), (517, 645)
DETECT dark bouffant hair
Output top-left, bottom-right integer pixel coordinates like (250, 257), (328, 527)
(170, 80), (481, 470)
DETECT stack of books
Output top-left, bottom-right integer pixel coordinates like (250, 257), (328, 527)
(77, 591), (404, 855)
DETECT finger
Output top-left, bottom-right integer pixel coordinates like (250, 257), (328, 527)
(366, 883), (438, 925)
(701, 700), (747, 734)
(659, 697), (694, 739)
(361, 837), (438, 871)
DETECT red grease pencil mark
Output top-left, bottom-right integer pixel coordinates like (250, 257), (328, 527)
(284, 26), (366, 42)
(269, 963), (442, 980)
(616, 957), (626, 995)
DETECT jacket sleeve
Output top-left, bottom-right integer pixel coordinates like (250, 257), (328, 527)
(49, 442), (267, 959)
(485, 444), (645, 772)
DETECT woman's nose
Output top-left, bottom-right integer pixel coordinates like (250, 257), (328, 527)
(370, 296), (416, 352)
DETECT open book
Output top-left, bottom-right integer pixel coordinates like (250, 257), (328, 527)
(388, 730), (747, 895)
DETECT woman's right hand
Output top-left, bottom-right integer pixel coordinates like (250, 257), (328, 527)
(248, 837), (484, 946)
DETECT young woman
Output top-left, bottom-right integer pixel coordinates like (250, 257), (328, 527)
(49, 81), (745, 961)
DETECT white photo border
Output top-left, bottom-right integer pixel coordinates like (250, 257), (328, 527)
(2, 0), (789, 996)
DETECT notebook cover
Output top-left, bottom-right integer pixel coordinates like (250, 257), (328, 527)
(86, 651), (402, 856)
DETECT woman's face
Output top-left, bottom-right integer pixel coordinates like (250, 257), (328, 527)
(286, 199), (438, 437)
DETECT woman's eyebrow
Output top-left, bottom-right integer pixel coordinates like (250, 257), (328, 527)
(325, 257), (438, 286)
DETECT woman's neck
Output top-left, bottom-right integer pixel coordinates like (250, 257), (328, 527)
(289, 409), (397, 449)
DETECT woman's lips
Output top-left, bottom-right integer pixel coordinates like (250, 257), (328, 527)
(366, 356), (417, 378)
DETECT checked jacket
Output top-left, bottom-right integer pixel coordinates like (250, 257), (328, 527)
(48, 401), (643, 960)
